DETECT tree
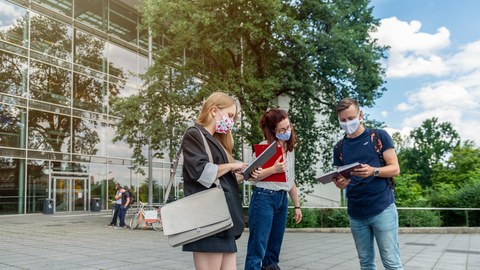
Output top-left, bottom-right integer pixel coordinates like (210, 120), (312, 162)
(114, 0), (386, 189)
(431, 141), (480, 186)
(399, 117), (460, 187)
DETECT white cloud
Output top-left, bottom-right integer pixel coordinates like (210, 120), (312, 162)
(373, 17), (450, 53)
(408, 83), (478, 111)
(402, 108), (462, 128)
(396, 102), (414, 111)
(381, 110), (389, 117)
(371, 17), (451, 78)
(448, 40), (480, 73)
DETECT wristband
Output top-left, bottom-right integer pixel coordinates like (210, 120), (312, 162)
(294, 206), (301, 209)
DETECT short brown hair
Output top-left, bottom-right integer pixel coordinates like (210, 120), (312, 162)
(336, 98), (359, 114)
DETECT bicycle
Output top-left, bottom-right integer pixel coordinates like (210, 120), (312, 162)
(129, 201), (162, 231)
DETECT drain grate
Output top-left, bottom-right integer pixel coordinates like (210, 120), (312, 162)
(445, 249), (480, 255)
(405, 242), (436, 246)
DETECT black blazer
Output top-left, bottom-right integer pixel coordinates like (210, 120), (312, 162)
(181, 124), (245, 238)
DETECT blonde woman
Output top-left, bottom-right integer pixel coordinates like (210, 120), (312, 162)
(181, 92), (257, 270)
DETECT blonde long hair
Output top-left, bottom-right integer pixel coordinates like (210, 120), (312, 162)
(196, 92), (238, 162)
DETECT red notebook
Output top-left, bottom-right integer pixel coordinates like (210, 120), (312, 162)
(254, 144), (287, 182)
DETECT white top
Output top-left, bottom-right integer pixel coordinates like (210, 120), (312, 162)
(255, 149), (295, 192)
(115, 191), (122, 204)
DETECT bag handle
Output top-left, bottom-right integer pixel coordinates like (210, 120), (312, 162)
(163, 126), (217, 205)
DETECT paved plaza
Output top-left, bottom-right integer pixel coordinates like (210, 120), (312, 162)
(0, 212), (479, 270)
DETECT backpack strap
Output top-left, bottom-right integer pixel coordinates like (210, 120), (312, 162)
(334, 134), (347, 165)
(370, 129), (396, 190)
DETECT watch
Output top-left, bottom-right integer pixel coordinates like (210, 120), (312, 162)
(373, 168), (380, 177)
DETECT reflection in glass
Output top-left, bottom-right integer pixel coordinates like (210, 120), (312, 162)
(108, 42), (137, 82)
(73, 179), (86, 211)
(28, 109), (71, 153)
(73, 72), (107, 113)
(32, 0), (72, 17)
(113, 80), (138, 98)
(107, 123), (133, 158)
(0, 0), (28, 47)
(0, 104), (26, 148)
(26, 159), (48, 213)
(72, 117), (107, 156)
(74, 0), (107, 31)
(29, 60), (71, 106)
(29, 12), (72, 61)
(54, 178), (67, 211)
(90, 163), (108, 210)
(109, 1), (137, 44)
(74, 29), (106, 72)
(0, 157), (24, 214)
(0, 50), (28, 97)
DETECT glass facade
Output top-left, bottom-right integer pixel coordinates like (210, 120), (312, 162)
(0, 0), (171, 215)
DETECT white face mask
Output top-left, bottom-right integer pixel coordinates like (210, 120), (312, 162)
(339, 113), (360, 134)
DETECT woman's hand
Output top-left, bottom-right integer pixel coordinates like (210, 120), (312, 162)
(231, 162), (248, 173)
(333, 174), (350, 189)
(235, 168), (262, 182)
(272, 156), (285, 174)
(249, 168), (262, 181)
(293, 208), (302, 224)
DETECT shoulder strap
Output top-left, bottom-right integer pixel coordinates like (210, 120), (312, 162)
(370, 129), (396, 190)
(334, 134), (347, 165)
(162, 126), (214, 205)
(370, 129), (384, 162)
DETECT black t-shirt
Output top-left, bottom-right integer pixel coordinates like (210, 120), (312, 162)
(121, 191), (131, 206)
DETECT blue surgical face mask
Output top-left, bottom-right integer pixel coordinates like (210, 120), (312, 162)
(275, 130), (291, 141)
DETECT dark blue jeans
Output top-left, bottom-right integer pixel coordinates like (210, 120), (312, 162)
(118, 205), (129, 227)
(109, 204), (120, 226)
(245, 187), (288, 270)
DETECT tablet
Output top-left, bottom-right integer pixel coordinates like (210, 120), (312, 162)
(242, 141), (277, 180)
(254, 144), (286, 182)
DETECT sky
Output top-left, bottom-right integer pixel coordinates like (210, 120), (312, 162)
(364, 0), (480, 145)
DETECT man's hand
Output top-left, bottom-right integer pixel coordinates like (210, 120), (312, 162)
(351, 164), (374, 178)
(333, 174), (350, 189)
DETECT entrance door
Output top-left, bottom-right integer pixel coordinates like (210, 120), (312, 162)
(51, 177), (88, 212)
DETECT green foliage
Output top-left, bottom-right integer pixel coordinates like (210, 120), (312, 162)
(399, 117), (460, 187)
(431, 141), (480, 186)
(319, 208), (350, 227)
(398, 210), (442, 227)
(394, 173), (427, 207)
(286, 208), (319, 228)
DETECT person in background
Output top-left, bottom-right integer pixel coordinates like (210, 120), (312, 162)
(116, 186), (131, 229)
(332, 97), (403, 270)
(106, 183), (121, 227)
(181, 92), (259, 270)
(244, 108), (303, 270)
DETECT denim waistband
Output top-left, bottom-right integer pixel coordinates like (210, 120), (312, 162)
(254, 187), (287, 194)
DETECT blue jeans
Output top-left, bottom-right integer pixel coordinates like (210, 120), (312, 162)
(118, 205), (129, 227)
(245, 187), (288, 270)
(349, 203), (403, 270)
